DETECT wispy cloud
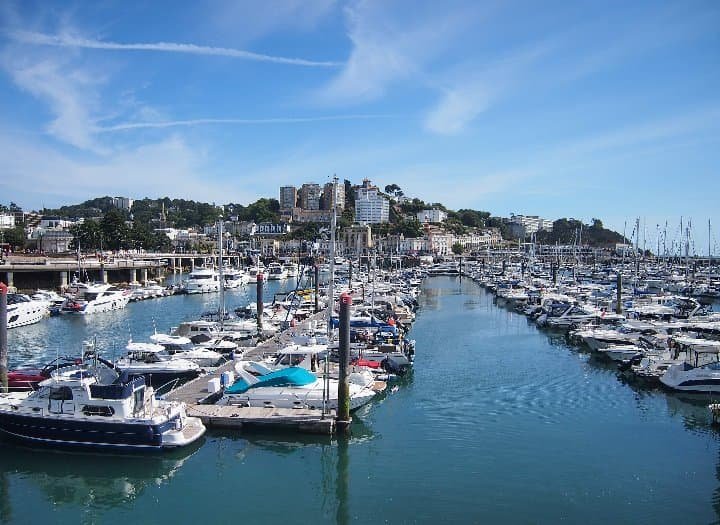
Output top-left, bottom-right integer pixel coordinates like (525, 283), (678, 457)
(424, 87), (491, 135)
(317, 1), (478, 104)
(0, 131), (241, 206)
(99, 114), (392, 132)
(1, 52), (105, 151)
(207, 0), (336, 44)
(11, 30), (342, 67)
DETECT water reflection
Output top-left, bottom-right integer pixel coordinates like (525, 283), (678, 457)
(0, 440), (202, 520)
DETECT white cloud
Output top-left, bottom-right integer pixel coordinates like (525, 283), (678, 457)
(317, 1), (476, 104)
(0, 132), (243, 205)
(12, 30), (341, 67)
(207, 0), (337, 43)
(424, 88), (490, 135)
(2, 53), (104, 151)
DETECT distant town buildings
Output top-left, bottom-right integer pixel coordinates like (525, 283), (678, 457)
(112, 197), (134, 210)
(292, 208), (333, 224)
(506, 214), (553, 238)
(0, 214), (15, 229)
(417, 209), (447, 224)
(355, 179), (389, 224)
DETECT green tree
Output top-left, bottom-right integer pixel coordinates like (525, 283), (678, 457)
(452, 242), (463, 255)
(69, 220), (102, 250)
(101, 209), (130, 250)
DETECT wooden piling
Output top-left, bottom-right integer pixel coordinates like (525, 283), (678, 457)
(336, 292), (352, 433)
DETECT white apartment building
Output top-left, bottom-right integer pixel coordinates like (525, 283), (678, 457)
(0, 213), (15, 229)
(113, 197), (134, 210)
(416, 209), (447, 224)
(507, 214), (553, 238)
(355, 179), (389, 224)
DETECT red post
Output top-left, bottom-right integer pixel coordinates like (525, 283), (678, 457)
(0, 282), (7, 392)
(256, 273), (264, 334)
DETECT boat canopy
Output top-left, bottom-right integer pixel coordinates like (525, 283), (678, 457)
(225, 366), (316, 394)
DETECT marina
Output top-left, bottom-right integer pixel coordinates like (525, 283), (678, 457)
(2, 269), (720, 522)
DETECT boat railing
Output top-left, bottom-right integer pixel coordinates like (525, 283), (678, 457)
(155, 378), (182, 397)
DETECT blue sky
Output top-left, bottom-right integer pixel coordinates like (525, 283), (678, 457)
(0, 0), (718, 253)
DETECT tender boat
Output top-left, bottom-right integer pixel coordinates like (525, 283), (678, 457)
(0, 364), (205, 451)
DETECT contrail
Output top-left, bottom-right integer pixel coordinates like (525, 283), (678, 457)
(13, 31), (341, 67)
(99, 115), (390, 132)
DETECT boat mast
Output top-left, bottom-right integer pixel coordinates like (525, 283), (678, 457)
(218, 216), (225, 329)
(327, 175), (338, 339)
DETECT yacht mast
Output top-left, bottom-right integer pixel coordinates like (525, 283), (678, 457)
(327, 176), (338, 338)
(218, 217), (225, 329)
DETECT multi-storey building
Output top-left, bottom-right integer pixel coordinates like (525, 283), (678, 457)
(113, 197), (134, 210)
(299, 183), (322, 210)
(279, 186), (297, 210)
(416, 209), (447, 224)
(354, 179), (389, 224)
(506, 214), (553, 238)
(323, 182), (345, 211)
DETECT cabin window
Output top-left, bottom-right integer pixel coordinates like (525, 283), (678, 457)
(49, 386), (73, 400)
(82, 405), (115, 417)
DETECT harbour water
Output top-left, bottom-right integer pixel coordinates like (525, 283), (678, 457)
(2, 276), (720, 524)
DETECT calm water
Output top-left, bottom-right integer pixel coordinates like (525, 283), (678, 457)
(2, 276), (720, 524)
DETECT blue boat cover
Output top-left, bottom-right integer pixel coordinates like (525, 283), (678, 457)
(225, 366), (316, 394)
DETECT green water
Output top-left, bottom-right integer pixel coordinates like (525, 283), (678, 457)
(2, 276), (720, 524)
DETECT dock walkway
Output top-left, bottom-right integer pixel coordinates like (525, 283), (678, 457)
(166, 311), (334, 434)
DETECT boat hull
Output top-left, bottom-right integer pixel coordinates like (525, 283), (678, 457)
(0, 411), (181, 451)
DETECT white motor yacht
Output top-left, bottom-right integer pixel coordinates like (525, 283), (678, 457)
(265, 262), (288, 281)
(660, 337), (720, 392)
(220, 365), (378, 411)
(149, 333), (224, 367)
(222, 267), (248, 289)
(115, 343), (201, 387)
(282, 262), (300, 278)
(6, 293), (49, 328)
(185, 267), (221, 294)
(61, 283), (130, 315)
(0, 363), (205, 451)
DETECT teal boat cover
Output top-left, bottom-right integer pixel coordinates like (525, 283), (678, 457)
(225, 366), (317, 394)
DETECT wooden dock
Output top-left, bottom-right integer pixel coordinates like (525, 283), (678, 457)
(186, 405), (335, 434)
(166, 311), (336, 434)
